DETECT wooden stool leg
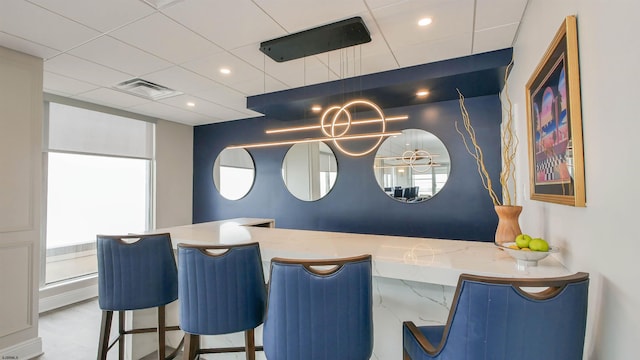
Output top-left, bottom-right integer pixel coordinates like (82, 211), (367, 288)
(97, 310), (113, 360)
(119, 311), (126, 359)
(158, 305), (166, 360)
(183, 334), (199, 360)
(244, 329), (255, 360)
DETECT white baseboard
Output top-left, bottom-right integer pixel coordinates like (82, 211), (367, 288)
(39, 284), (98, 313)
(0, 337), (43, 359)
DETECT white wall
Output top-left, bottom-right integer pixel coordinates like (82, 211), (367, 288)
(0, 46), (43, 358)
(509, 1), (640, 358)
(155, 119), (193, 228)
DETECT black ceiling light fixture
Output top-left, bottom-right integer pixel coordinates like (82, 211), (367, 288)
(259, 17), (371, 62)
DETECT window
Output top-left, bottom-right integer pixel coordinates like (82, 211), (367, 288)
(43, 102), (154, 285)
(218, 165), (254, 200)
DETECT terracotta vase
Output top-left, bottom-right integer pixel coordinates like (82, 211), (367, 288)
(494, 205), (522, 246)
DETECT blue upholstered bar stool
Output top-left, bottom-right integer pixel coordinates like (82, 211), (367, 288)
(177, 242), (267, 360)
(263, 254), (373, 360)
(403, 272), (590, 360)
(96, 233), (181, 360)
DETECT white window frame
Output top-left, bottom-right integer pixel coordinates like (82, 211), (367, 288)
(39, 95), (158, 311)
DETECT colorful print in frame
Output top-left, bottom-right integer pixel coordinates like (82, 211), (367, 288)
(525, 15), (585, 207)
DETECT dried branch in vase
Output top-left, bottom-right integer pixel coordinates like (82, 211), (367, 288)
(456, 60), (517, 206)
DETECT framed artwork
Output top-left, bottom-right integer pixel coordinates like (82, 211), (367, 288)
(525, 15), (585, 207)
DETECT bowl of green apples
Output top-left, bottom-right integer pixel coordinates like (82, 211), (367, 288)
(500, 234), (557, 269)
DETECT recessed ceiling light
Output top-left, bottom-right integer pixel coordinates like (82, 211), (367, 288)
(311, 105), (322, 112)
(220, 67), (231, 75)
(418, 17), (433, 27)
(187, 102), (195, 107)
(416, 90), (430, 97)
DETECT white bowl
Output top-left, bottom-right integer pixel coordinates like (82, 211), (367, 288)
(499, 242), (557, 269)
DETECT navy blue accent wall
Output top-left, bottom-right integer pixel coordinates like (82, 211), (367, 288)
(193, 95), (502, 242)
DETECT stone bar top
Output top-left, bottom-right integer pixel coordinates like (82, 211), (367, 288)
(153, 218), (569, 287)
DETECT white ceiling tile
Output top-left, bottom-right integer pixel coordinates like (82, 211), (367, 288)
(26, 0), (156, 32)
(181, 51), (264, 88)
(0, 31), (60, 59)
(73, 88), (152, 108)
(265, 57), (314, 88)
(304, 56), (344, 85)
(373, 0), (474, 48)
(69, 36), (173, 76)
(475, 0), (527, 30)
(0, 0), (100, 51)
(160, 95), (250, 121)
(43, 71), (99, 96)
(195, 86), (249, 111)
(143, 66), (227, 94)
(359, 49), (400, 75)
(253, 0), (368, 33)
(317, 34), (399, 77)
(162, 0), (286, 50)
(157, 94), (207, 111)
(473, 23), (518, 54)
(232, 74), (289, 96)
(129, 101), (217, 125)
(44, 88), (76, 98)
(364, 0), (407, 10)
(230, 44), (313, 88)
(44, 54), (133, 87)
(110, 12), (223, 64)
(230, 44), (271, 74)
(237, 109), (263, 119)
(394, 32), (473, 67)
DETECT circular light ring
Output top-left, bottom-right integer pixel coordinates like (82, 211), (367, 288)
(320, 106), (343, 137)
(330, 99), (386, 157)
(330, 106), (352, 138)
(401, 150), (415, 165)
(401, 149), (434, 173)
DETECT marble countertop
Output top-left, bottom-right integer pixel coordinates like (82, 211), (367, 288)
(153, 218), (570, 287)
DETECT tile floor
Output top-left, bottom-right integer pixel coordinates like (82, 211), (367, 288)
(38, 298), (183, 360)
(37, 298), (109, 360)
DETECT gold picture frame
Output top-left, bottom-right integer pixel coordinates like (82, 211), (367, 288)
(525, 15), (585, 207)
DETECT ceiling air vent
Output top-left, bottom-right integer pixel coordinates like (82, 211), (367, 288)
(114, 78), (182, 100)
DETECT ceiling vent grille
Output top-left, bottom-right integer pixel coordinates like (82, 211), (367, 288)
(114, 78), (182, 100)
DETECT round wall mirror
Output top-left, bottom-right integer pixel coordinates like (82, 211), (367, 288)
(373, 129), (450, 203)
(213, 148), (255, 200)
(282, 142), (338, 201)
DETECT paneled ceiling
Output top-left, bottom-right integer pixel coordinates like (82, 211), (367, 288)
(0, 0), (528, 126)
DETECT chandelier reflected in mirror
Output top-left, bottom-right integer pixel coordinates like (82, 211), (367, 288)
(373, 129), (451, 203)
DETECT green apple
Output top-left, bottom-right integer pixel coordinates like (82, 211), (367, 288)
(515, 233), (532, 248)
(529, 238), (549, 252)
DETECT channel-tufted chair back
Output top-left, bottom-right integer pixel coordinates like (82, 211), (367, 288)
(403, 272), (590, 360)
(178, 242), (267, 360)
(263, 254), (373, 360)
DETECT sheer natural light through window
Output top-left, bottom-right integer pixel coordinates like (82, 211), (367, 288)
(45, 152), (149, 283)
(219, 166), (254, 200)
